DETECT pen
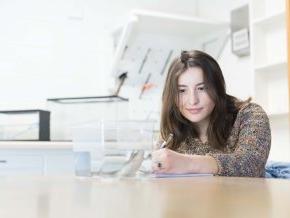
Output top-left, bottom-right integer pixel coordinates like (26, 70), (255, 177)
(160, 133), (173, 149)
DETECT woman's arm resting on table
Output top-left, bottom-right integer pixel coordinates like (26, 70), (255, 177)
(152, 148), (218, 174)
(208, 103), (271, 177)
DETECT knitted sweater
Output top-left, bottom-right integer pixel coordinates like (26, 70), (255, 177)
(175, 103), (271, 177)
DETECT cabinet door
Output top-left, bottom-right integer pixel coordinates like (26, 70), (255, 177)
(0, 149), (75, 176)
(44, 153), (74, 175)
(0, 155), (44, 175)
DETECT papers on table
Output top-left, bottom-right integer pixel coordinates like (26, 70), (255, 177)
(152, 173), (213, 178)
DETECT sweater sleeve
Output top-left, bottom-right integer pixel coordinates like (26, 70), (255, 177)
(207, 103), (271, 177)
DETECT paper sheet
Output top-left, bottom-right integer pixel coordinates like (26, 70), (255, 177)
(152, 173), (213, 178)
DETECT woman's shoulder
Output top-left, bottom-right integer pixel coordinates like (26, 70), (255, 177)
(239, 102), (266, 113)
(237, 102), (269, 122)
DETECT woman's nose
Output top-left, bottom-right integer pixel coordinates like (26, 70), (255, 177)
(187, 90), (199, 105)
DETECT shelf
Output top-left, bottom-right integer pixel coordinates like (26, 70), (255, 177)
(254, 60), (287, 73)
(254, 66), (288, 118)
(112, 9), (229, 80)
(252, 11), (285, 28)
(250, 0), (289, 162)
(130, 10), (229, 38)
(0, 141), (73, 150)
(268, 111), (289, 119)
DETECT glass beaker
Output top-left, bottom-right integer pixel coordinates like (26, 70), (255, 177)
(72, 120), (156, 178)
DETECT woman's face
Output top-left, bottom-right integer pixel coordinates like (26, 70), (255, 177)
(177, 67), (215, 125)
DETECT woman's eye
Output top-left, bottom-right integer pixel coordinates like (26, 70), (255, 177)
(178, 89), (186, 93)
(197, 86), (207, 91)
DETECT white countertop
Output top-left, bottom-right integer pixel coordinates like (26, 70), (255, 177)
(0, 141), (73, 150)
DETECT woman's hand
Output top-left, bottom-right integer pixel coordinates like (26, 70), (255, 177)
(152, 148), (195, 174)
(151, 148), (218, 174)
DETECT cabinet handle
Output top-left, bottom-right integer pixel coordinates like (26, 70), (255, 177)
(0, 160), (7, 163)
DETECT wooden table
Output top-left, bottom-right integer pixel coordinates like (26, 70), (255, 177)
(0, 175), (289, 218)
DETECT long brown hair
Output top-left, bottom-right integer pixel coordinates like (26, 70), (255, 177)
(160, 50), (250, 150)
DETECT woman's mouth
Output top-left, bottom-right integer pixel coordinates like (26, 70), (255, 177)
(186, 108), (203, 114)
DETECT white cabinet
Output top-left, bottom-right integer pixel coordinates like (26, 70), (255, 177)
(250, 0), (290, 161)
(0, 155), (44, 176)
(44, 152), (74, 175)
(0, 142), (74, 176)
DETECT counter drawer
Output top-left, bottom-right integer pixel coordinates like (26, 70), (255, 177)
(0, 155), (43, 175)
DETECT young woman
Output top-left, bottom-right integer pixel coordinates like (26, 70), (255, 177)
(152, 50), (271, 177)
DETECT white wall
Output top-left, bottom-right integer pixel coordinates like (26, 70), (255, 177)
(218, 0), (253, 101)
(198, 0), (253, 100)
(0, 0), (111, 110)
(0, 0), (251, 111)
